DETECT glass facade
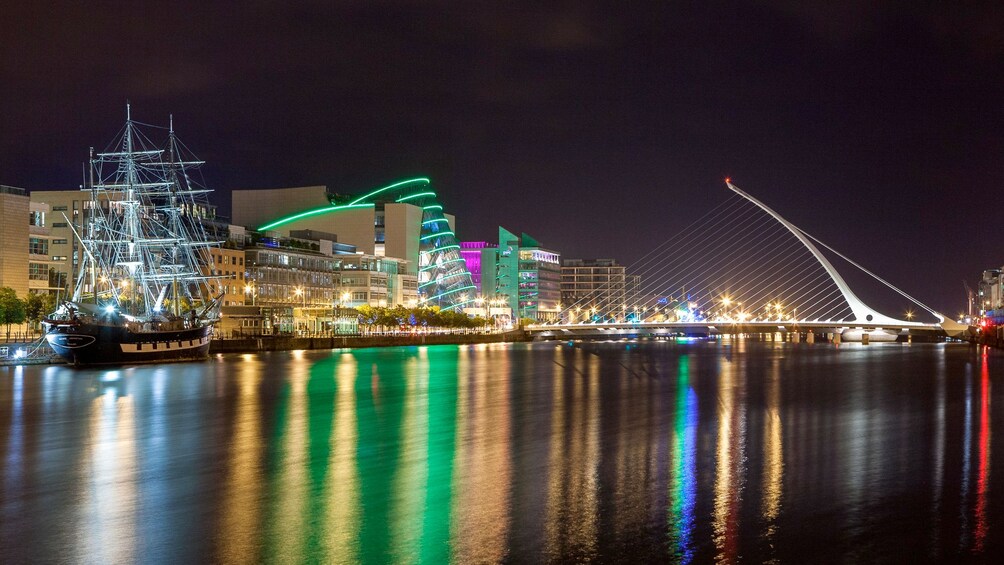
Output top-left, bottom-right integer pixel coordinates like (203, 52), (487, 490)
(482, 227), (561, 322)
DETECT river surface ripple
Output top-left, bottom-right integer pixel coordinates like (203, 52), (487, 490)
(1, 341), (1002, 563)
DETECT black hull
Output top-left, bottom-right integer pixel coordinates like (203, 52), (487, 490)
(43, 322), (213, 366)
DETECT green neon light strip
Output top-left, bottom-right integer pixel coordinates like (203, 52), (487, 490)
(423, 204), (443, 210)
(258, 203), (373, 231)
(419, 257), (466, 271)
(422, 218), (449, 226)
(418, 272), (468, 288)
(258, 177), (430, 231)
(347, 178), (430, 206)
(396, 191), (436, 203)
(436, 244), (461, 252)
(420, 230), (455, 241)
(422, 285), (477, 303)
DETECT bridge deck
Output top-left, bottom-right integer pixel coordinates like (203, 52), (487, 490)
(528, 320), (946, 337)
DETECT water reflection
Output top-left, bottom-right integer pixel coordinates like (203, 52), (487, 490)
(75, 377), (137, 564)
(452, 345), (512, 563)
(327, 354), (360, 562)
(712, 348), (746, 563)
(761, 356), (783, 562)
(960, 361), (973, 548)
(391, 349), (428, 562)
(1, 342), (1003, 562)
(545, 346), (599, 561)
(931, 352), (946, 558)
(216, 358), (264, 563)
(265, 358), (309, 562)
(667, 355), (697, 563)
(973, 350), (991, 553)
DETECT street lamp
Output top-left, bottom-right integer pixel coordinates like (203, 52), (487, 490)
(244, 282), (256, 305)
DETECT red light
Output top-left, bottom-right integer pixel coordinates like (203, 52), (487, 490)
(725, 177), (731, 183)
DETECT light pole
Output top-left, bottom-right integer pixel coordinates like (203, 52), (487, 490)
(244, 282), (257, 306)
(293, 286), (306, 333)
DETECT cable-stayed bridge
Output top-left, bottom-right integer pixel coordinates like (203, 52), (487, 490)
(529, 181), (966, 342)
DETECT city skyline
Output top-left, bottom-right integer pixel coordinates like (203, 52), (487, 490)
(3, 1), (1003, 313)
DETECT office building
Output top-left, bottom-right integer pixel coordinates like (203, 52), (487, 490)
(0, 185), (29, 296)
(480, 227), (561, 322)
(562, 258), (642, 321)
(27, 200), (64, 296)
(232, 178), (474, 310)
(241, 231), (415, 332)
(459, 241), (496, 294)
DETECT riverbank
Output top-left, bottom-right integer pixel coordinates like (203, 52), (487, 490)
(969, 324), (1003, 349)
(208, 329), (530, 354)
(0, 330), (532, 366)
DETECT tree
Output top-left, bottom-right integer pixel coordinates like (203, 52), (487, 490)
(0, 287), (27, 340)
(25, 293), (44, 330)
(24, 293), (58, 332)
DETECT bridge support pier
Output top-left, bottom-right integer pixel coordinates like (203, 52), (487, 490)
(832, 332), (841, 344)
(807, 332), (815, 344)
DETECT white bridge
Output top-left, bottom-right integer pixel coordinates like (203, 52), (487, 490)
(529, 181), (966, 341)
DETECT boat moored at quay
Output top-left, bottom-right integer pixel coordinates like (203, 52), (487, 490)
(43, 106), (223, 366)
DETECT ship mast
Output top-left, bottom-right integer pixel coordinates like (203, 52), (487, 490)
(168, 114), (181, 317)
(82, 104), (223, 320)
(88, 146), (97, 304)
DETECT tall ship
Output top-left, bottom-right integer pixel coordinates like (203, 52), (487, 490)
(43, 105), (223, 365)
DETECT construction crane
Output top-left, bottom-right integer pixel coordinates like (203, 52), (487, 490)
(963, 280), (975, 319)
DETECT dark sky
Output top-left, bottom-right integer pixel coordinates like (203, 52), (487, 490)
(3, 1), (1002, 315)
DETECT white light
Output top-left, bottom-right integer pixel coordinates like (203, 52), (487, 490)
(105, 305), (115, 313)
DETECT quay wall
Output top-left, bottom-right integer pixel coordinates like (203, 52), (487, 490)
(970, 325), (1004, 349)
(0, 331), (530, 366)
(209, 330), (530, 354)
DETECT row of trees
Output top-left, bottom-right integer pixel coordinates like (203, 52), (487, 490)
(0, 288), (57, 340)
(355, 305), (491, 330)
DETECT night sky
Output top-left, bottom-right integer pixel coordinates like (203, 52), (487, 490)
(3, 1), (1002, 314)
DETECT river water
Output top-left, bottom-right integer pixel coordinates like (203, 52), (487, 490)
(0, 340), (1001, 563)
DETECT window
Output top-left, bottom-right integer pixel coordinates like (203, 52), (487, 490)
(28, 263), (48, 280)
(52, 238), (68, 245)
(52, 205), (68, 211)
(29, 238), (48, 255)
(353, 292), (367, 300)
(53, 222), (68, 228)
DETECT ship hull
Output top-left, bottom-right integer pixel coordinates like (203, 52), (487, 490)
(43, 322), (213, 366)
